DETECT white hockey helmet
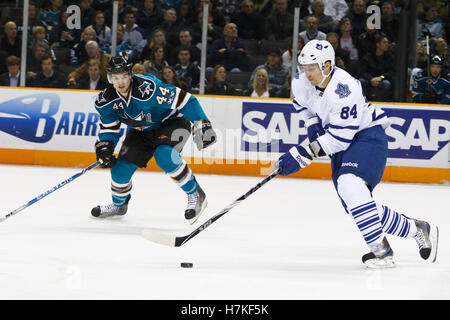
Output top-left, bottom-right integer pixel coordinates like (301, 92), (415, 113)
(298, 39), (335, 74)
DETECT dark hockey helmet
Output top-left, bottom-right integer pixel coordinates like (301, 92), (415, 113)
(107, 55), (133, 82)
(430, 55), (444, 66)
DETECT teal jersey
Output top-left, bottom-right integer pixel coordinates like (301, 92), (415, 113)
(412, 76), (450, 104)
(94, 73), (207, 145)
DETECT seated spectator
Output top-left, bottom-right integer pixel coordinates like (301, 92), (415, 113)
(216, 0), (239, 24)
(161, 8), (184, 48)
(132, 63), (146, 74)
(27, 41), (56, 78)
(208, 23), (251, 72)
(380, 1), (399, 43)
(161, 65), (190, 91)
(417, 1), (445, 40)
(38, 0), (64, 29)
(412, 55), (450, 104)
(67, 40), (111, 86)
(344, 0), (367, 39)
(431, 37), (449, 80)
(0, 56), (27, 87)
(103, 24), (134, 62)
(265, 0), (294, 41)
(338, 17), (359, 61)
(140, 28), (174, 63)
(174, 48), (201, 91)
(309, 0), (336, 34)
(246, 68), (270, 97)
(281, 36), (305, 70)
(49, 8), (81, 49)
(1, 21), (21, 58)
(143, 45), (169, 79)
(171, 29), (201, 65)
(190, 10), (223, 50)
(29, 56), (66, 89)
(77, 59), (108, 90)
(248, 47), (290, 98)
(89, 11), (112, 50)
(205, 64), (237, 96)
(123, 9), (148, 58)
(356, 24), (387, 59)
(322, 0), (348, 26)
(31, 26), (49, 47)
(137, 0), (164, 37)
(231, 0), (265, 41)
(16, 1), (47, 42)
(176, 1), (194, 27)
(70, 26), (97, 65)
(359, 36), (395, 102)
(78, 0), (97, 29)
(299, 16), (326, 45)
(326, 32), (351, 72)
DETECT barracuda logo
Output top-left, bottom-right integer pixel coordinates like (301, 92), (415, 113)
(0, 93), (59, 143)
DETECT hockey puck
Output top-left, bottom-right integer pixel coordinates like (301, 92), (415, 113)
(180, 262), (193, 268)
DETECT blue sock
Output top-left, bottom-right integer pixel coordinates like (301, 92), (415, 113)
(154, 145), (198, 194)
(350, 200), (384, 248)
(110, 159), (138, 206)
(380, 205), (417, 238)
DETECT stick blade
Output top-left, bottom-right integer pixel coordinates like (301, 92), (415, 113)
(141, 229), (177, 247)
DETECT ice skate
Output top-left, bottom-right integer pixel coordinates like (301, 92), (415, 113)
(91, 195), (131, 218)
(184, 185), (207, 224)
(362, 237), (395, 269)
(413, 219), (439, 262)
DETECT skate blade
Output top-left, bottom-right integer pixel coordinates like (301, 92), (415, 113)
(429, 225), (439, 263)
(187, 199), (208, 225)
(364, 256), (396, 269)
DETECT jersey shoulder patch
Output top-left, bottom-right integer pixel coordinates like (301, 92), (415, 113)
(95, 86), (118, 107)
(334, 82), (352, 99)
(132, 75), (156, 101)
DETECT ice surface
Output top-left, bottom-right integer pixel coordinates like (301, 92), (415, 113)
(0, 164), (448, 299)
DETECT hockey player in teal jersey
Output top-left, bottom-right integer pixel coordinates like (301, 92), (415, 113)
(412, 55), (450, 104)
(91, 56), (216, 223)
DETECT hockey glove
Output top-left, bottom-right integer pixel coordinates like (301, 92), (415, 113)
(275, 145), (313, 176)
(193, 119), (217, 150)
(305, 116), (325, 142)
(95, 140), (117, 168)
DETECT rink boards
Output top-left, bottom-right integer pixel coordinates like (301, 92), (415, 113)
(0, 86), (449, 183)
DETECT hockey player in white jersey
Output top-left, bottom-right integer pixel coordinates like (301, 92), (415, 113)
(275, 40), (439, 268)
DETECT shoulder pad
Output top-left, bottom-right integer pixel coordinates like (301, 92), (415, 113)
(95, 86), (118, 107)
(132, 75), (156, 101)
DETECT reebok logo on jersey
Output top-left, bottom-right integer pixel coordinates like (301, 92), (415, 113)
(335, 83), (351, 99)
(342, 162), (358, 168)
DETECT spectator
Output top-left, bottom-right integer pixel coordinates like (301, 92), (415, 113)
(89, 11), (112, 50)
(132, 63), (146, 74)
(143, 45), (169, 79)
(1, 21), (21, 58)
(67, 40), (111, 86)
(16, 1), (47, 42)
(309, 0), (336, 34)
(380, 1), (399, 43)
(0, 56), (26, 87)
(190, 10), (223, 50)
(177, 1), (195, 26)
(299, 16), (327, 44)
(246, 68), (270, 97)
(103, 24), (134, 62)
(161, 8), (184, 48)
(231, 0), (265, 41)
(215, 0), (239, 24)
(248, 47), (290, 97)
(77, 59), (109, 90)
(205, 64), (237, 95)
(265, 0), (294, 41)
(208, 23), (251, 72)
(70, 26), (97, 65)
(191, 0), (226, 28)
(123, 10), (148, 58)
(105, 0), (127, 26)
(359, 36), (395, 102)
(432, 37), (449, 80)
(78, 0), (97, 29)
(281, 36), (305, 70)
(49, 7), (81, 49)
(417, 1), (445, 40)
(321, 0), (348, 26)
(326, 32), (351, 72)
(338, 17), (359, 61)
(141, 28), (174, 63)
(356, 24), (386, 59)
(174, 48), (201, 91)
(412, 55), (450, 104)
(171, 29), (201, 65)
(38, 0), (64, 29)
(344, 0), (367, 39)
(161, 65), (190, 91)
(31, 26), (49, 47)
(136, 0), (164, 36)
(29, 56), (66, 89)
(27, 41), (55, 78)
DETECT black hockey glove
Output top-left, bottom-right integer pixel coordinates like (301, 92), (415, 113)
(95, 140), (117, 168)
(192, 119), (217, 150)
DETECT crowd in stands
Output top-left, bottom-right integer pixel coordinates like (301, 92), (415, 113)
(0, 0), (449, 103)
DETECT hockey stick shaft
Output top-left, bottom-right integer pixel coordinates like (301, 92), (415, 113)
(143, 168), (280, 247)
(0, 161), (101, 223)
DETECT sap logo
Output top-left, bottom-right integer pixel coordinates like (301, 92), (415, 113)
(0, 93), (59, 143)
(385, 112), (449, 160)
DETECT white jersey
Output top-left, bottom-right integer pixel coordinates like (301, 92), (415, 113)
(291, 67), (390, 155)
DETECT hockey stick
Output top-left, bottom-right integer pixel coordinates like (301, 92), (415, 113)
(0, 161), (101, 223)
(142, 167), (281, 247)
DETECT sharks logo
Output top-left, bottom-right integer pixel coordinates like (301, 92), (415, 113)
(137, 81), (156, 100)
(0, 93), (59, 143)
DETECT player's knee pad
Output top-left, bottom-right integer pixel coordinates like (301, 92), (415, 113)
(111, 158), (138, 184)
(337, 173), (372, 209)
(154, 145), (182, 173)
